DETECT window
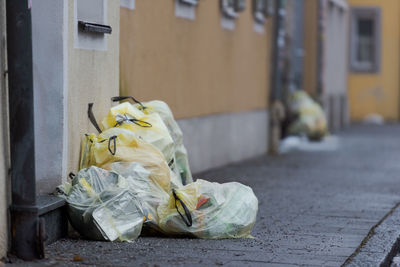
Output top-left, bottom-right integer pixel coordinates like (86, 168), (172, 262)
(175, 0), (198, 20)
(253, 0), (274, 24)
(350, 8), (381, 72)
(179, 0), (198, 5)
(221, 0), (246, 19)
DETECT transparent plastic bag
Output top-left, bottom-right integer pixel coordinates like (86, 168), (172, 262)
(110, 162), (169, 231)
(59, 165), (258, 240)
(157, 179), (258, 239)
(60, 166), (144, 242)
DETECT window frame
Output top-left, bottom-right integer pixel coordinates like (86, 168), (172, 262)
(221, 0), (246, 19)
(179, 0), (198, 6)
(252, 0), (274, 24)
(350, 7), (381, 73)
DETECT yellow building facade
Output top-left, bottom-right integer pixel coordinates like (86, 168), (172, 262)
(120, 0), (272, 119)
(120, 0), (274, 173)
(347, 0), (400, 121)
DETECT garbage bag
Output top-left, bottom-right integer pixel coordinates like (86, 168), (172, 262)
(287, 91), (328, 140)
(59, 164), (258, 240)
(110, 162), (170, 232)
(133, 100), (193, 185)
(60, 166), (145, 241)
(79, 127), (172, 192)
(101, 102), (175, 168)
(157, 179), (258, 239)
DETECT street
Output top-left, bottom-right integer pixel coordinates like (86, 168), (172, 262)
(26, 124), (400, 266)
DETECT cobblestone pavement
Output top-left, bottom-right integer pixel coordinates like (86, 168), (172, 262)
(11, 124), (400, 266)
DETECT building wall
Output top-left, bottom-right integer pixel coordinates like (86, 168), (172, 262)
(120, 0), (271, 119)
(67, 0), (120, 173)
(32, 0), (68, 194)
(348, 0), (400, 121)
(0, 0), (9, 258)
(303, 0), (349, 131)
(323, 0), (349, 130)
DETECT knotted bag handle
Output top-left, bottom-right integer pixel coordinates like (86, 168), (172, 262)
(114, 114), (152, 128)
(172, 189), (193, 227)
(107, 135), (117, 155)
(88, 103), (102, 133)
(98, 135), (118, 155)
(68, 172), (76, 180)
(111, 96), (147, 110)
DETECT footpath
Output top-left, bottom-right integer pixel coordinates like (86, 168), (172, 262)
(12, 124), (400, 266)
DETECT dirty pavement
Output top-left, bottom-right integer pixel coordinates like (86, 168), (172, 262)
(10, 124), (400, 266)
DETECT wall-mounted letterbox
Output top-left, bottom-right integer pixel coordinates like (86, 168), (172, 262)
(74, 0), (109, 51)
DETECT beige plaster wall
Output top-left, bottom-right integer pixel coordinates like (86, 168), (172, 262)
(0, 0), (9, 258)
(120, 0), (272, 119)
(67, 0), (120, 173)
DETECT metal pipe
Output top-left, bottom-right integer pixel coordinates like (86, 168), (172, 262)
(6, 0), (44, 260)
(270, 0), (284, 102)
(316, 0), (325, 100)
(268, 0), (286, 154)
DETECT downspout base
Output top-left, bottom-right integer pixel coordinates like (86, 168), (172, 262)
(9, 207), (43, 260)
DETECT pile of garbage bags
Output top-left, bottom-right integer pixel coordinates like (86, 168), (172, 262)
(287, 91), (328, 140)
(57, 97), (258, 241)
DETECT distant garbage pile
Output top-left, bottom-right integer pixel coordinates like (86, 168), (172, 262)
(57, 97), (258, 241)
(287, 91), (328, 141)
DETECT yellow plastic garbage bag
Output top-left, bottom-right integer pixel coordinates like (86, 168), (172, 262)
(111, 96), (193, 185)
(79, 127), (171, 192)
(157, 179), (258, 239)
(288, 91), (328, 140)
(135, 100), (193, 185)
(57, 166), (144, 242)
(100, 102), (175, 168)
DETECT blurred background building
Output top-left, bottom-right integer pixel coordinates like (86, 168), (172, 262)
(1, 0), (399, 260)
(347, 0), (400, 122)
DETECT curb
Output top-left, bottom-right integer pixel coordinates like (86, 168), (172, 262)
(343, 202), (400, 267)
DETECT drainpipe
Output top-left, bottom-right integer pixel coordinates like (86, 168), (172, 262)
(316, 0), (325, 102)
(269, 0), (286, 154)
(270, 0), (284, 103)
(6, 0), (44, 260)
